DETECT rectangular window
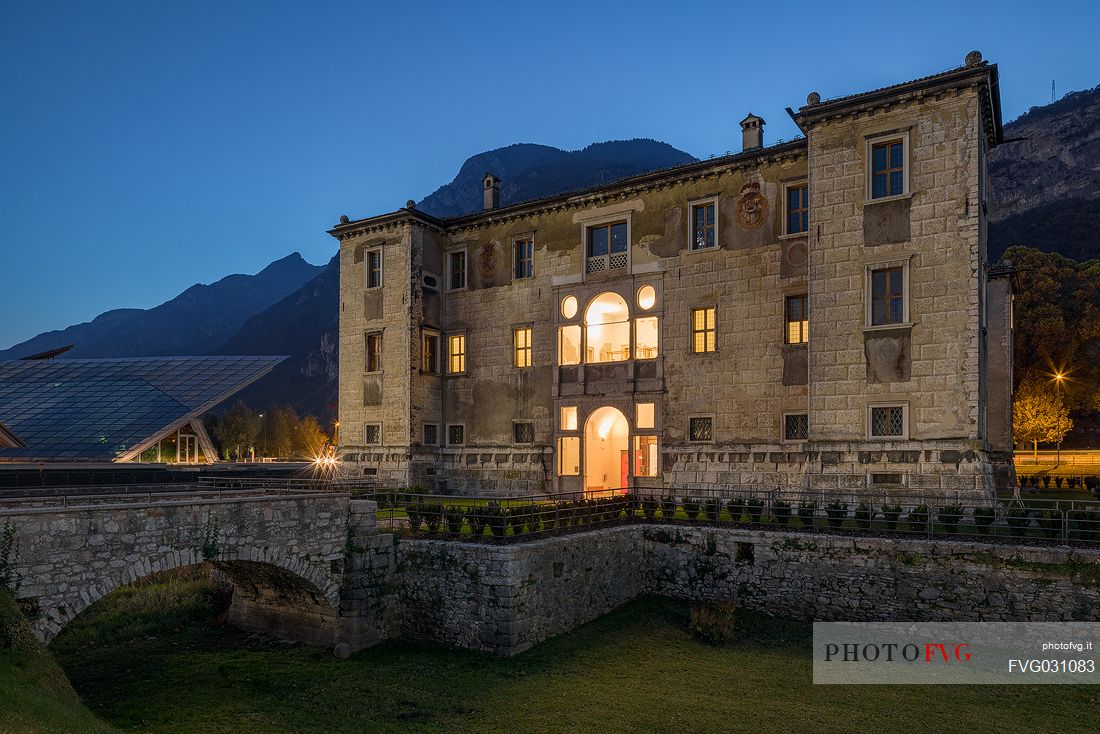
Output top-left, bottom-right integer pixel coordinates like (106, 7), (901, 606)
(365, 249), (382, 289)
(869, 405), (906, 439)
(634, 316), (659, 359)
(447, 334), (466, 374)
(691, 202), (717, 250)
(558, 324), (581, 366)
(783, 413), (808, 441)
(558, 436), (580, 475)
(365, 332), (382, 372)
(586, 221), (628, 274)
(423, 424), (439, 446)
(447, 424), (465, 446)
(560, 406), (578, 431)
(636, 403), (654, 429)
(422, 331), (440, 374)
(691, 307), (716, 353)
(870, 140), (905, 199)
(363, 423), (381, 446)
(786, 184), (808, 234)
(689, 416), (713, 443)
(448, 250), (467, 290)
(513, 237), (533, 279)
(513, 326), (532, 368)
(633, 435), (658, 477)
(870, 267), (904, 326)
(785, 294), (808, 344)
(513, 421), (534, 444)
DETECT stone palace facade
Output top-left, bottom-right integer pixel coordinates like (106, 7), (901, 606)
(331, 52), (1014, 498)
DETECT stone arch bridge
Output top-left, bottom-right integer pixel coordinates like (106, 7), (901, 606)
(0, 488), (396, 650)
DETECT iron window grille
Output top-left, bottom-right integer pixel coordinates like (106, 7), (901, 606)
(423, 424), (439, 446)
(689, 416), (713, 443)
(870, 405), (905, 438)
(513, 422), (534, 444)
(447, 424), (465, 446)
(363, 423), (381, 446)
(784, 413), (808, 441)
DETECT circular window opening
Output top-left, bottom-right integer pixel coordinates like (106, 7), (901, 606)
(561, 295), (578, 319)
(637, 285), (656, 310)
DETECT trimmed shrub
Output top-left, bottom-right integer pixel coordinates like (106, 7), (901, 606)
(421, 503), (445, 533)
(796, 501), (816, 527)
(641, 496), (658, 519)
(682, 498), (702, 521)
(746, 497), (765, 524)
(660, 496), (678, 519)
(702, 498), (722, 522)
(882, 504), (902, 531)
(444, 506), (464, 535)
(689, 601), (736, 644)
(972, 506), (995, 534)
(1042, 475), (1051, 489)
(939, 505), (964, 532)
(406, 505), (424, 533)
(1005, 506), (1032, 535)
(727, 496), (746, 523)
(825, 501), (847, 529)
(484, 506), (508, 538)
(1055, 477), (1065, 489)
(854, 503), (872, 530)
(773, 501), (792, 526)
(1037, 510), (1062, 539)
(466, 508), (488, 538)
(908, 505), (929, 533)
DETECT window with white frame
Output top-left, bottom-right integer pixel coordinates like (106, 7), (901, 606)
(558, 436), (580, 475)
(690, 200), (717, 250)
(513, 421), (534, 444)
(560, 405), (578, 431)
(365, 248), (382, 288)
(783, 413), (808, 442)
(867, 133), (909, 200)
(448, 250), (467, 290)
(513, 237), (533, 279)
(784, 182), (808, 235)
(633, 435), (658, 477)
(586, 221), (628, 274)
(446, 423), (465, 446)
(867, 263), (909, 327)
(363, 422), (381, 446)
(868, 403), (907, 439)
(423, 423), (439, 446)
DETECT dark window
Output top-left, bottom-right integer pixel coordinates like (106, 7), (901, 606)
(422, 332), (439, 374)
(871, 141), (904, 199)
(691, 202), (716, 250)
(870, 406), (904, 437)
(786, 184), (808, 234)
(513, 422), (534, 444)
(784, 414), (808, 441)
(423, 424), (438, 446)
(871, 267), (904, 325)
(785, 294), (808, 344)
(689, 416), (713, 443)
(366, 249), (382, 288)
(586, 222), (628, 273)
(513, 238), (533, 279)
(870, 472), (904, 485)
(364, 423), (381, 445)
(365, 333), (382, 372)
(449, 250), (466, 289)
(447, 424), (465, 446)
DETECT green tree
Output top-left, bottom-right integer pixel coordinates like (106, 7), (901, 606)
(265, 405), (300, 458)
(210, 401), (262, 460)
(1013, 376), (1073, 458)
(295, 415), (329, 458)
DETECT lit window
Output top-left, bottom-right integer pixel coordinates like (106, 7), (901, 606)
(586, 221), (628, 274)
(366, 249), (382, 288)
(422, 331), (440, 374)
(786, 184), (808, 234)
(636, 403), (654, 429)
(870, 140), (905, 199)
(448, 250), (467, 290)
(558, 436), (580, 475)
(869, 405), (906, 439)
(637, 285), (656, 310)
(365, 332), (382, 372)
(513, 326), (532, 368)
(364, 423), (381, 446)
(785, 295), (808, 344)
(691, 202), (717, 250)
(634, 435), (658, 477)
(423, 424), (439, 446)
(689, 416), (713, 443)
(447, 424), (465, 446)
(561, 295), (578, 319)
(447, 334), (465, 374)
(513, 421), (534, 444)
(634, 317), (659, 359)
(784, 414), (808, 441)
(690, 307), (716, 353)
(513, 238), (533, 279)
(870, 267), (904, 326)
(585, 292), (630, 363)
(558, 325), (581, 365)
(560, 406), (578, 431)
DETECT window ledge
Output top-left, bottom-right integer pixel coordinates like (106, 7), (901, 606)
(778, 232), (808, 241)
(862, 322), (913, 333)
(364, 370), (384, 376)
(683, 245), (720, 256)
(864, 192), (913, 206)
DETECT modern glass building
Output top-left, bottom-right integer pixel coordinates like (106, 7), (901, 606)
(0, 356), (284, 463)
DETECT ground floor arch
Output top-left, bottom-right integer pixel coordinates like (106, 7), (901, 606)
(583, 406), (630, 494)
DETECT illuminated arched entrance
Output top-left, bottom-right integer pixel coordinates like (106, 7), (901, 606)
(584, 406), (630, 494)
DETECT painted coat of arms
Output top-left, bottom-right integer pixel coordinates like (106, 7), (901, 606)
(478, 240), (500, 278)
(735, 181), (769, 229)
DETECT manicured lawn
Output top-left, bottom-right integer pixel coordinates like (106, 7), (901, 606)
(50, 582), (1100, 734)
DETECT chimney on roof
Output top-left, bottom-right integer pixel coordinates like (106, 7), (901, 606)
(483, 173), (500, 210)
(740, 113), (765, 152)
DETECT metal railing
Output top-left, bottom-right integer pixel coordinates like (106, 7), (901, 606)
(373, 487), (1100, 547)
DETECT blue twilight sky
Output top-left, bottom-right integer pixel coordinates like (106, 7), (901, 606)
(1, 0), (1097, 348)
